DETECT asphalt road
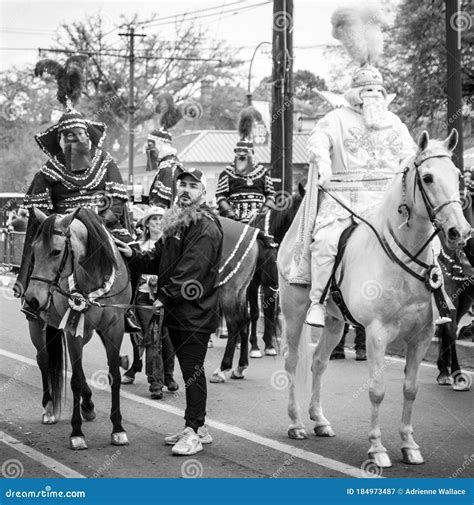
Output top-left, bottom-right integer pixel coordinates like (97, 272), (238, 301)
(0, 285), (473, 479)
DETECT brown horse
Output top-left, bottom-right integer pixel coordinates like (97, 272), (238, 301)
(24, 207), (131, 450)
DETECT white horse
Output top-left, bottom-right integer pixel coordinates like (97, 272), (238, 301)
(277, 130), (471, 468)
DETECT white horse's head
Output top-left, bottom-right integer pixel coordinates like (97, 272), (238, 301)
(411, 129), (470, 250)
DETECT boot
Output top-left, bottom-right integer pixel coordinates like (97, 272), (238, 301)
(305, 219), (350, 328)
(124, 309), (141, 333)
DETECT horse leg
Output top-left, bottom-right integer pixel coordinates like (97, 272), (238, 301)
(281, 282), (310, 440)
(436, 323), (454, 385)
(365, 321), (392, 468)
(309, 314), (344, 438)
(399, 330), (433, 464)
(233, 306), (251, 378)
(100, 323), (129, 446)
(81, 381), (96, 422)
(29, 321), (54, 423)
(248, 280), (261, 356)
(261, 251), (279, 353)
(66, 332), (88, 450)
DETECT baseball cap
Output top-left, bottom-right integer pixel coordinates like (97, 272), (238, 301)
(177, 168), (207, 190)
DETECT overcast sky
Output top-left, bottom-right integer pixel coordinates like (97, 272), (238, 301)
(0, 0), (354, 88)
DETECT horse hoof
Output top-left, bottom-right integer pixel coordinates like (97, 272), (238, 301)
(42, 413), (57, 425)
(453, 381), (471, 392)
(231, 366), (247, 379)
(368, 451), (392, 468)
(314, 425), (335, 437)
(111, 432), (129, 446)
(437, 375), (453, 386)
(210, 371), (225, 383)
(121, 375), (134, 385)
(70, 436), (88, 450)
(250, 349), (262, 358)
(81, 406), (96, 422)
(288, 427), (307, 439)
(264, 347), (277, 356)
(401, 448), (424, 465)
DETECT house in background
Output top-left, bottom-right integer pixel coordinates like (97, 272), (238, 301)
(120, 130), (313, 201)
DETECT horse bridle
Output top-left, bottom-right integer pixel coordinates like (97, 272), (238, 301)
(29, 227), (73, 310)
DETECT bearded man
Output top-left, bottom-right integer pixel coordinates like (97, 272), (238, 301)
(216, 107), (275, 223)
(117, 168), (223, 456)
(147, 93), (184, 208)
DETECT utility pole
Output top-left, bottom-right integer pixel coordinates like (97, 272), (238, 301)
(119, 26), (146, 193)
(271, 0), (293, 194)
(445, 0), (469, 222)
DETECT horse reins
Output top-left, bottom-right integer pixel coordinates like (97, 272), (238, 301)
(320, 150), (461, 283)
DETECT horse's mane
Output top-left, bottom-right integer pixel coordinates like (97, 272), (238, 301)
(34, 214), (58, 251)
(75, 208), (117, 281)
(250, 192), (303, 245)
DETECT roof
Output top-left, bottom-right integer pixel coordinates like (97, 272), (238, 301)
(175, 130), (311, 165)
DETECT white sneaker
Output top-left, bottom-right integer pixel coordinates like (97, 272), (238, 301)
(171, 427), (203, 456)
(165, 425), (213, 446)
(305, 304), (326, 327)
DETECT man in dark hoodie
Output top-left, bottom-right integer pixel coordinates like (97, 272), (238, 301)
(117, 168), (223, 456)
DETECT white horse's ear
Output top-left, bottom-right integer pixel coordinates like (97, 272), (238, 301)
(58, 212), (75, 230)
(417, 131), (430, 151)
(444, 128), (458, 152)
(33, 207), (47, 223)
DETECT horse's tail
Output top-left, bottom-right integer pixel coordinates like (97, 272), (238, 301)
(45, 325), (65, 417)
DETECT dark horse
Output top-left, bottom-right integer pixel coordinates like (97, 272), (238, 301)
(24, 207), (131, 449)
(246, 186), (305, 358)
(436, 236), (473, 391)
(210, 188), (304, 382)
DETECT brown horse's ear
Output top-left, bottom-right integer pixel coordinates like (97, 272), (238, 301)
(33, 207), (47, 223)
(57, 211), (75, 230)
(417, 130), (430, 152)
(443, 128), (458, 152)
(298, 182), (305, 198)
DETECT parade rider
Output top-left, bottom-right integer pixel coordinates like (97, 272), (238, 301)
(117, 168), (223, 456)
(15, 55), (139, 333)
(147, 92), (184, 208)
(216, 107), (275, 223)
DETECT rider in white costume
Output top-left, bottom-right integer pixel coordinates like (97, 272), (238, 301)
(304, 7), (418, 327)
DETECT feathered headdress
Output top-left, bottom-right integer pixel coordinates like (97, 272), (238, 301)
(234, 106), (262, 154)
(331, 4), (386, 66)
(33, 54), (107, 157)
(149, 92), (182, 143)
(34, 54), (88, 108)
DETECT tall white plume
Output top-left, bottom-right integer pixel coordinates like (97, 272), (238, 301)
(331, 4), (386, 65)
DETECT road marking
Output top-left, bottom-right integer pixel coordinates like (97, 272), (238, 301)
(0, 431), (85, 478)
(0, 348), (368, 478)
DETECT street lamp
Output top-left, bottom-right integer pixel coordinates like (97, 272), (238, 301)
(247, 41), (272, 105)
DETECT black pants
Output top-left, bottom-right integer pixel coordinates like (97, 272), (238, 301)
(167, 328), (210, 432)
(333, 324), (366, 355)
